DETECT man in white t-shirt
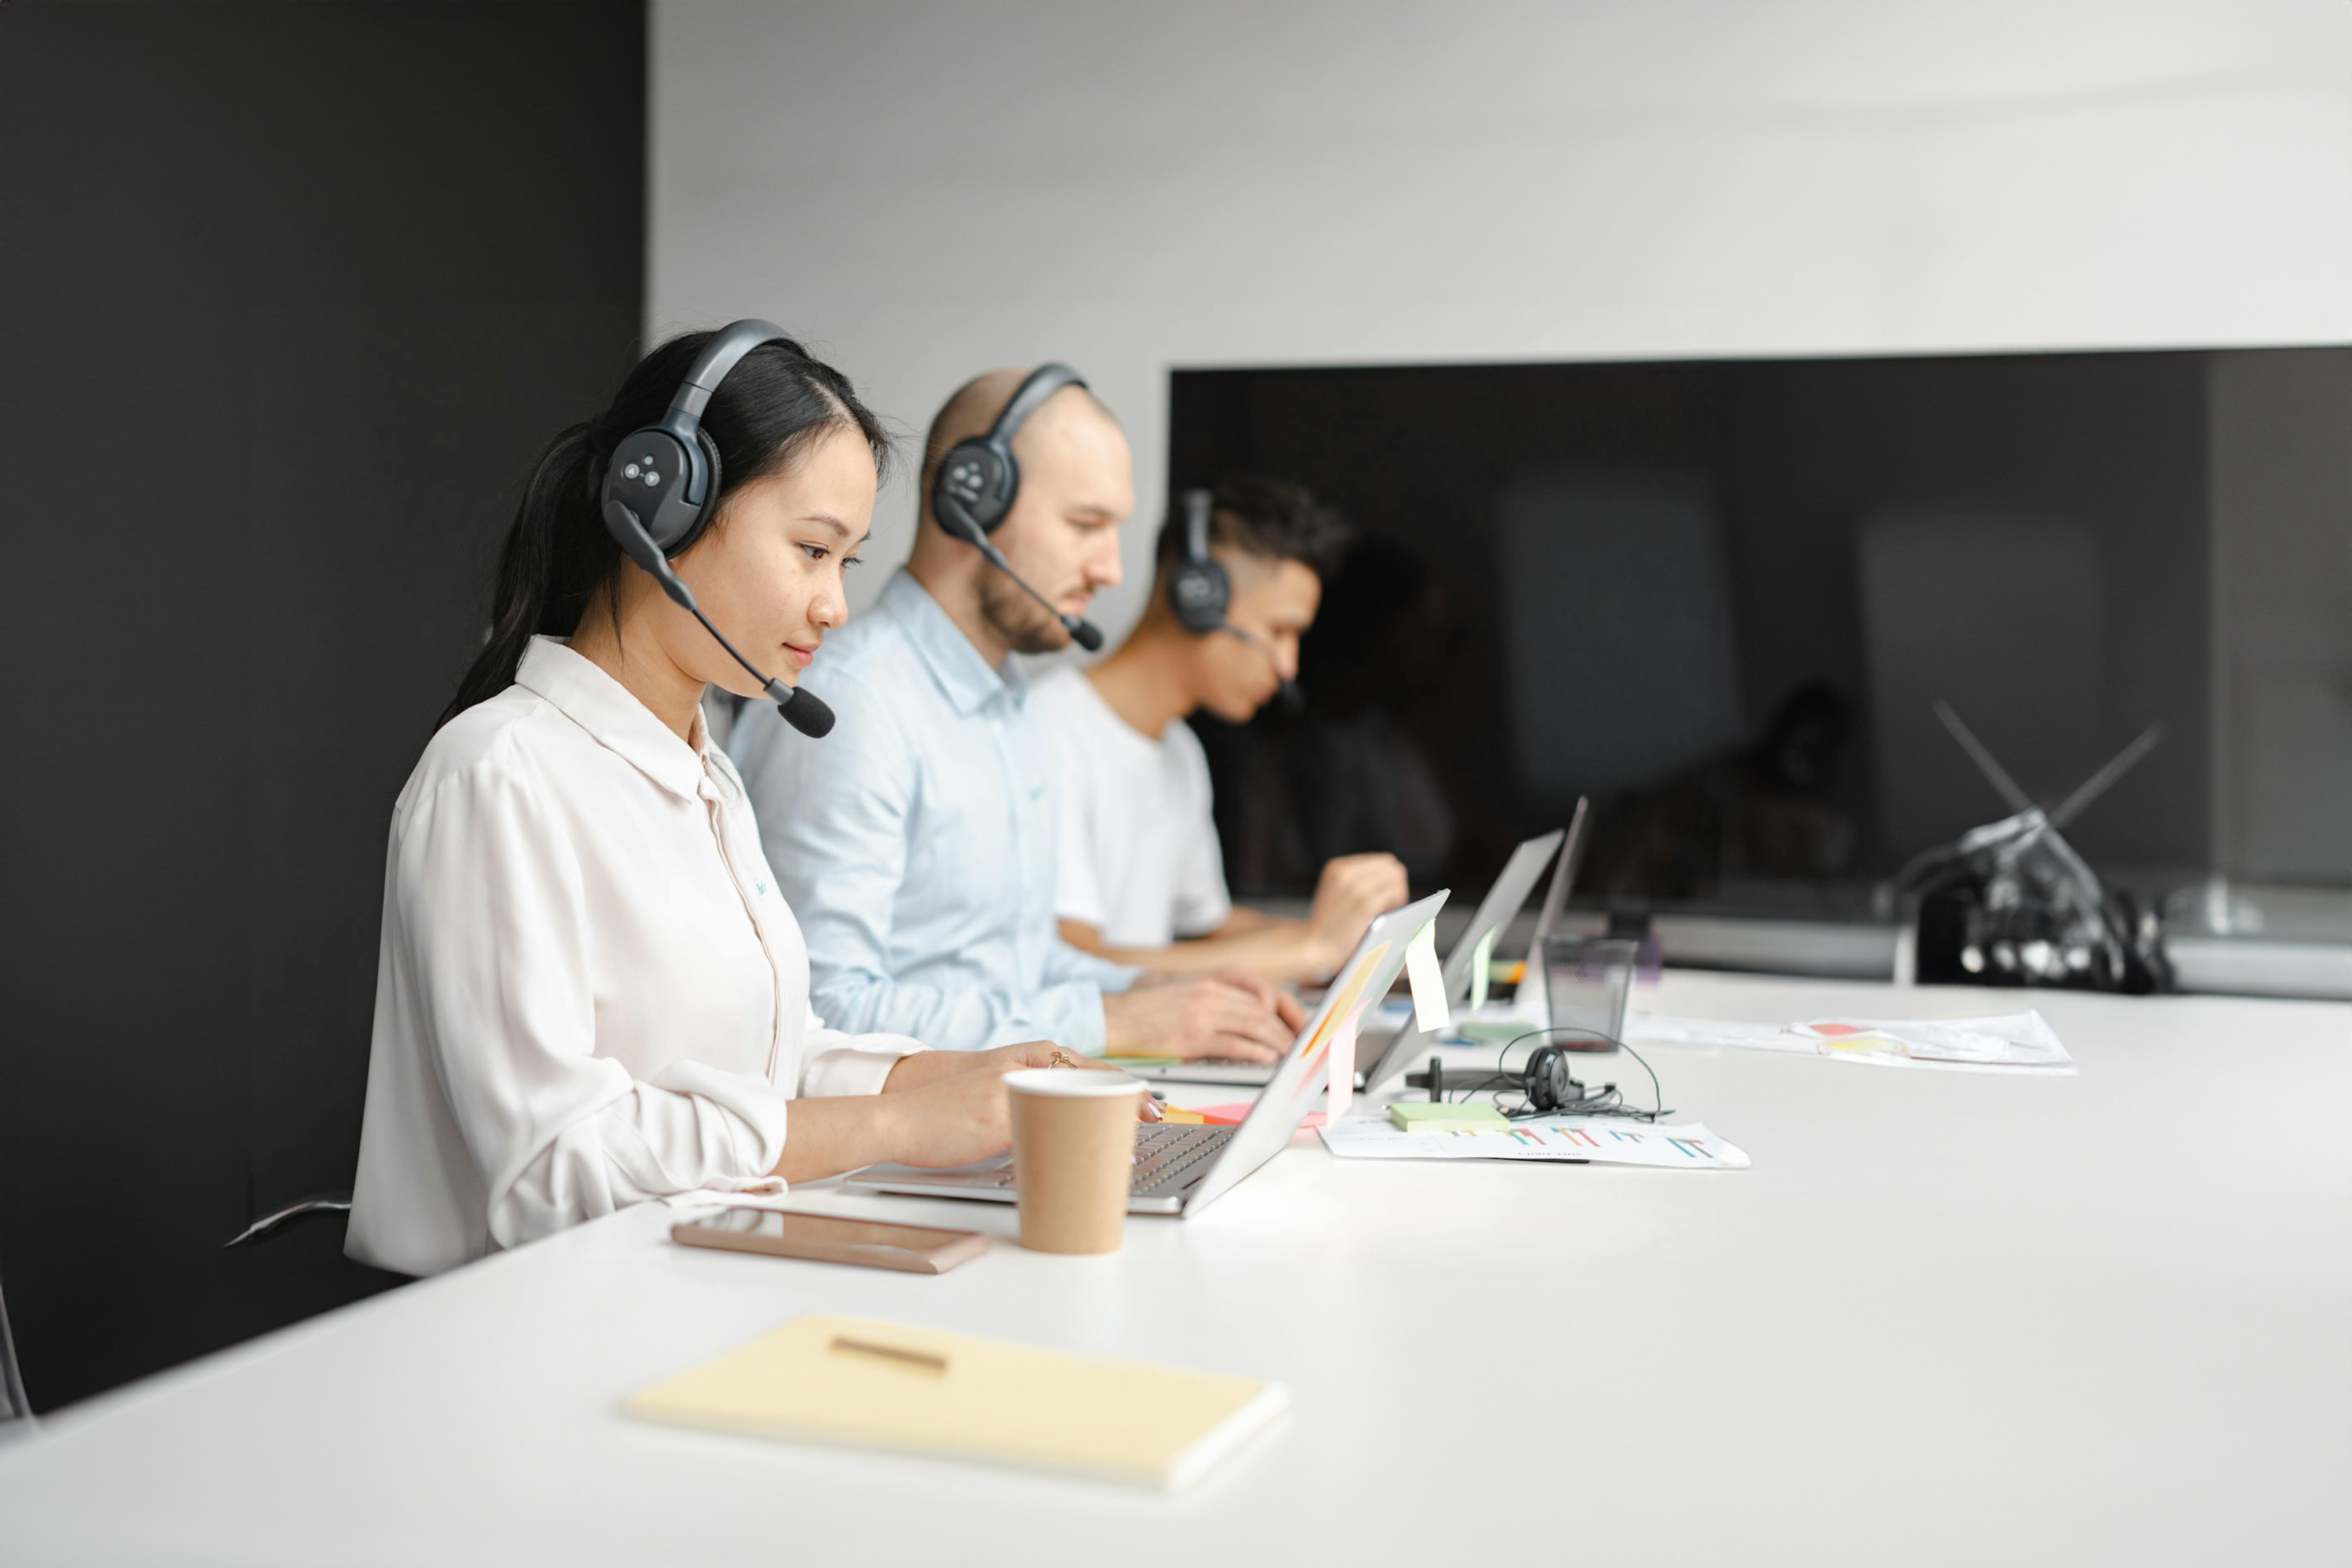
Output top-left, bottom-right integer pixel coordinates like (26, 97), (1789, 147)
(1036, 477), (1407, 985)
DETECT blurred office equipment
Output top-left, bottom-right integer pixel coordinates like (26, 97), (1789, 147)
(1173, 347), (2352, 986)
(1900, 704), (2173, 993)
(1, 1267), (27, 1431)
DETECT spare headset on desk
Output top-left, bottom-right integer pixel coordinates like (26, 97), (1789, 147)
(1415, 1028), (1674, 1123)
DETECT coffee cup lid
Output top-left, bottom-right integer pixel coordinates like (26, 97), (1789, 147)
(1002, 1067), (1146, 1098)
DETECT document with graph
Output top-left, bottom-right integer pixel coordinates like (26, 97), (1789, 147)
(1319, 1112), (1751, 1169)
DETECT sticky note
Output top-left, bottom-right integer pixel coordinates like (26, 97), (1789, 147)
(1817, 1033), (1904, 1056)
(1325, 1013), (1358, 1123)
(1469, 927), (1497, 1011)
(1406, 920), (1450, 1033)
(1192, 1102), (1324, 1130)
(1388, 1102), (1509, 1129)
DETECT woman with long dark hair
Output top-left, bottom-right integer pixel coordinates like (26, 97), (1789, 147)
(347, 327), (1138, 1277)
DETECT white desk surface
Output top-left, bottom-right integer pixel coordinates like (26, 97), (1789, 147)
(4, 972), (2347, 1566)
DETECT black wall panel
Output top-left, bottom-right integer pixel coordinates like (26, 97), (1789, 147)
(0, 0), (648, 1410)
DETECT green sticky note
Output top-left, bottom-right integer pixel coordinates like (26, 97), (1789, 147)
(1468, 927), (1497, 1011)
(1388, 1102), (1509, 1129)
(1102, 1055), (1180, 1070)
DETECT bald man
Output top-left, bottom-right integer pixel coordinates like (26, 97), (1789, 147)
(731, 368), (1303, 1062)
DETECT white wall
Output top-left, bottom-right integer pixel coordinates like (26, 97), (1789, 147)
(649, 0), (2352, 638)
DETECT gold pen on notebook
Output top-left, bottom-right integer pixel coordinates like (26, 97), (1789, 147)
(829, 1335), (949, 1374)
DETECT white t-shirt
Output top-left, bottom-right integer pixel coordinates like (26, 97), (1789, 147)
(1033, 665), (1233, 949)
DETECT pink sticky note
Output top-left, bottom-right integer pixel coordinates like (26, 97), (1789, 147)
(1193, 1102), (1323, 1131)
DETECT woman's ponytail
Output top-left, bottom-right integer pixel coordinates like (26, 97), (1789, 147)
(437, 420), (617, 728)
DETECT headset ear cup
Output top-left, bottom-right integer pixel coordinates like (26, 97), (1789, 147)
(935, 439), (1012, 536)
(699, 426), (723, 501)
(982, 445), (1014, 532)
(604, 426), (699, 554)
(664, 426), (724, 557)
(1526, 1046), (1566, 1112)
(1168, 557), (1231, 634)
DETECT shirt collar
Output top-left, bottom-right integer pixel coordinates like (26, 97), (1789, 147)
(514, 636), (712, 800)
(882, 568), (1026, 717)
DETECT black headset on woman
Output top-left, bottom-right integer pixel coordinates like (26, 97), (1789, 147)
(597, 319), (837, 739)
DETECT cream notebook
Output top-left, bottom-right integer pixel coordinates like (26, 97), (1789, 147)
(626, 1315), (1290, 1492)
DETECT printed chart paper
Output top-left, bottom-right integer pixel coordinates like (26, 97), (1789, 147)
(1319, 1113), (1750, 1169)
(1626, 1010), (2075, 1074)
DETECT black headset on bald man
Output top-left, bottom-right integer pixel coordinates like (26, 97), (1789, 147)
(597, 318), (837, 739)
(930, 363), (1106, 652)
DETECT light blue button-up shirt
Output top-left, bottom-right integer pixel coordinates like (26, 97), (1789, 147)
(731, 569), (1139, 1051)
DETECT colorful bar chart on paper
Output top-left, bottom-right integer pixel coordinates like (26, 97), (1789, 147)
(1319, 1114), (1751, 1169)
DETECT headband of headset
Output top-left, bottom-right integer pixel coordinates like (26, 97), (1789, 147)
(602, 318), (789, 557)
(931, 362), (1088, 539)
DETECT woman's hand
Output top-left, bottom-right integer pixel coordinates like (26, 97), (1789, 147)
(884, 1054), (1156, 1170)
(880, 1045), (1158, 1170)
(881, 1064), (1025, 1169)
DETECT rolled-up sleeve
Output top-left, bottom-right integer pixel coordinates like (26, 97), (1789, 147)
(390, 766), (795, 1250)
(799, 1007), (924, 1097)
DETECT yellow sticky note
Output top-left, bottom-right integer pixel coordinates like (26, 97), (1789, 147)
(1406, 919), (1450, 1033)
(1469, 927), (1497, 1012)
(1817, 1033), (1904, 1056)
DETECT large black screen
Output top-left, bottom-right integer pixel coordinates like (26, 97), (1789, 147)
(1170, 347), (2352, 918)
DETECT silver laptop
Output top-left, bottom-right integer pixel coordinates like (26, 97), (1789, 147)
(1358, 799), (1591, 1094)
(1132, 806), (1589, 1089)
(844, 891), (1450, 1218)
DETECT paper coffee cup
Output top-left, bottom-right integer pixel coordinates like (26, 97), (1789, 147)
(1004, 1068), (1143, 1254)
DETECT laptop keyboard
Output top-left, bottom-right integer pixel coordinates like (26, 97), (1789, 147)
(1129, 1123), (1233, 1192)
(944, 1123), (1233, 1193)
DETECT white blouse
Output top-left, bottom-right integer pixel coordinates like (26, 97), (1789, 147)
(347, 637), (921, 1277)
